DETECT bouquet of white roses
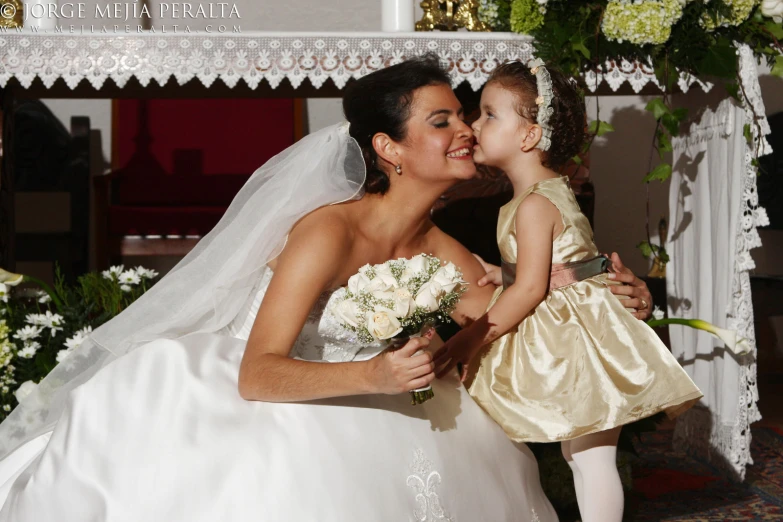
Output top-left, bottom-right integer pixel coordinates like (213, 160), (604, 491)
(331, 254), (466, 405)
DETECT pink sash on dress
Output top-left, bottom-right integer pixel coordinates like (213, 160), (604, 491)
(501, 254), (612, 291)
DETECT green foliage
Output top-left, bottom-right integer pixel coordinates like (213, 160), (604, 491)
(772, 55), (783, 77)
(587, 119), (615, 136)
(637, 240), (670, 263)
(479, 1), (781, 96)
(0, 265), (158, 421)
(510, 0), (545, 34)
(644, 162), (673, 183)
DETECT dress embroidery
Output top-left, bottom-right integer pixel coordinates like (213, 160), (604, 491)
(407, 449), (453, 522)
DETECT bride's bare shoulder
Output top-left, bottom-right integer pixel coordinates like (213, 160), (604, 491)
(425, 226), (488, 286)
(268, 206), (352, 274)
(425, 225), (472, 262)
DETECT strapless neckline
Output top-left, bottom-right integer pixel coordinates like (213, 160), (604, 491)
(224, 267), (386, 363)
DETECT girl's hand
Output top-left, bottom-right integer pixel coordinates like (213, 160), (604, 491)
(369, 336), (435, 395)
(433, 329), (480, 381)
(473, 254), (503, 288)
(607, 252), (654, 320)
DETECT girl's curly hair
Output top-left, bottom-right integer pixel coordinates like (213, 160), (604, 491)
(487, 61), (586, 170)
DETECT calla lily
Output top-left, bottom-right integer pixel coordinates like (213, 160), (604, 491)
(647, 317), (751, 355)
(0, 268), (63, 311)
(0, 268), (23, 287)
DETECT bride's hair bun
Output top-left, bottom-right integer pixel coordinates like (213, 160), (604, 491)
(342, 54), (451, 195)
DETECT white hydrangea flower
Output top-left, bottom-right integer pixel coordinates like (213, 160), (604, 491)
(478, 0), (501, 26)
(12, 325), (43, 342)
(119, 270), (141, 286)
(602, 0), (683, 45)
(701, 0), (759, 28)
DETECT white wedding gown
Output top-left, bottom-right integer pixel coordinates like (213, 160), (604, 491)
(0, 267), (557, 521)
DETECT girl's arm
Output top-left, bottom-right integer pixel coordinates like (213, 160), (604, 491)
(434, 194), (559, 378)
(238, 213), (434, 402)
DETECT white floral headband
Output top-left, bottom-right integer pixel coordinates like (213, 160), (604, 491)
(528, 58), (554, 152)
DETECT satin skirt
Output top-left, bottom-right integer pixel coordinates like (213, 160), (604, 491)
(0, 333), (556, 522)
(468, 277), (703, 443)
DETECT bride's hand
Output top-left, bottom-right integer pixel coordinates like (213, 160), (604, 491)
(607, 252), (654, 320)
(473, 254), (503, 288)
(370, 336), (435, 395)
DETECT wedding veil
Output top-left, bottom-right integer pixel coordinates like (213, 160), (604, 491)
(0, 122), (366, 458)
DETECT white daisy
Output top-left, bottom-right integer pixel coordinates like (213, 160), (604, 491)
(12, 325), (43, 341)
(102, 265), (125, 280)
(134, 266), (159, 280)
(119, 270), (141, 286)
(18, 342), (41, 359)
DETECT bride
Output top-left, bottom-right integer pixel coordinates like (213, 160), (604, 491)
(0, 56), (652, 521)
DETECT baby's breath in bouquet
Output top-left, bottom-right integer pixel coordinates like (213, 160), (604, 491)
(331, 254), (467, 405)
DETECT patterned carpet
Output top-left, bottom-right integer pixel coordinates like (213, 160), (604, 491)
(624, 428), (783, 521)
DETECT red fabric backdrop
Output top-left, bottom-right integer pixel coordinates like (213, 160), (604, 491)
(109, 99), (297, 235)
(115, 98), (296, 176)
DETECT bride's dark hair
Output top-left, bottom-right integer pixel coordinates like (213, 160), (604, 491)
(342, 54), (451, 195)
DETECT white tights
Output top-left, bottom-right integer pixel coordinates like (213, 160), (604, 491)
(561, 428), (624, 522)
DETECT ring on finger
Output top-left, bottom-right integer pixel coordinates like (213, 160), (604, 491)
(640, 297), (649, 310)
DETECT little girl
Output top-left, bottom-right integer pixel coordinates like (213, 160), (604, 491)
(433, 60), (702, 522)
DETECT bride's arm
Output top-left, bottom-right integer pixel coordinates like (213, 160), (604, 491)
(238, 214), (434, 402)
(428, 231), (497, 328)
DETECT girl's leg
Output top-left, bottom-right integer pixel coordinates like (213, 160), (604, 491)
(561, 439), (585, 515)
(570, 427), (623, 522)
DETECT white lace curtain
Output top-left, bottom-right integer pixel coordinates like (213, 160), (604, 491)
(667, 47), (770, 480)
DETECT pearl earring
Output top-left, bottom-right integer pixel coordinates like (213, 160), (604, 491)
(395, 165), (402, 175)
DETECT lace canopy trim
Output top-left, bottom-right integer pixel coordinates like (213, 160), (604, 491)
(0, 31), (714, 93)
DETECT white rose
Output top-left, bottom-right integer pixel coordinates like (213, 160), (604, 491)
(367, 274), (396, 298)
(401, 254), (429, 282)
(333, 299), (363, 328)
(391, 288), (416, 319)
(365, 307), (403, 340)
(652, 306), (665, 321)
(14, 380), (37, 403)
(761, 0), (783, 22)
(415, 281), (444, 313)
(348, 272), (372, 295)
(371, 264), (398, 287)
(431, 263), (463, 293)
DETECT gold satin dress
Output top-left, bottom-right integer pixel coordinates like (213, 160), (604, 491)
(466, 176), (702, 443)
